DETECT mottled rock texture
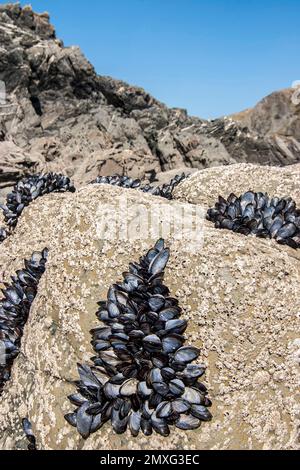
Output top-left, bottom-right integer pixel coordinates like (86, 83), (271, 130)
(174, 163), (300, 208)
(0, 3), (300, 199)
(0, 164), (299, 450)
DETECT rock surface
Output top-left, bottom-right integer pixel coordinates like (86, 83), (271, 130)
(0, 3), (300, 194)
(174, 162), (300, 208)
(0, 141), (38, 200)
(0, 164), (299, 450)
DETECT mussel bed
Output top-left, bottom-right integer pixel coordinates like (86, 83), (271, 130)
(0, 249), (48, 393)
(91, 173), (188, 200)
(207, 191), (300, 249)
(0, 173), (186, 245)
(65, 239), (212, 438)
(0, 173), (75, 237)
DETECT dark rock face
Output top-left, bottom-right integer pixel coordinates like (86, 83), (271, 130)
(0, 3), (300, 195)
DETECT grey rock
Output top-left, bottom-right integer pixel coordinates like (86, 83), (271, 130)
(0, 3), (299, 194)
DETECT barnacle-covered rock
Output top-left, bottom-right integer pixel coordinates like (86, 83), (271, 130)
(65, 239), (212, 438)
(0, 180), (299, 450)
(0, 173), (75, 230)
(173, 163), (300, 208)
(0, 249), (48, 393)
(207, 192), (300, 249)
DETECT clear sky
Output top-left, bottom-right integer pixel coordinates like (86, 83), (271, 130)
(17, 0), (300, 119)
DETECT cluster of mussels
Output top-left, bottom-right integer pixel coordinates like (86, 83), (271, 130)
(22, 418), (37, 451)
(207, 191), (300, 249)
(0, 173), (75, 240)
(91, 173), (187, 200)
(65, 239), (212, 439)
(0, 172), (186, 244)
(91, 175), (141, 189)
(141, 173), (187, 200)
(0, 249), (48, 393)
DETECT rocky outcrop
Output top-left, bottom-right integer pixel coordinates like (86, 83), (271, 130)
(231, 88), (300, 165)
(0, 164), (299, 450)
(1, 3), (300, 194)
(0, 141), (37, 200)
(232, 89), (300, 139)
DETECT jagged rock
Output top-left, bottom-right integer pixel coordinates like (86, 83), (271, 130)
(0, 165), (299, 450)
(231, 89), (300, 165)
(0, 3), (300, 194)
(0, 141), (37, 198)
(232, 88), (300, 140)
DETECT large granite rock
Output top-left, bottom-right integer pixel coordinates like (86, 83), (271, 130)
(0, 164), (299, 450)
(174, 162), (300, 208)
(1, 3), (300, 193)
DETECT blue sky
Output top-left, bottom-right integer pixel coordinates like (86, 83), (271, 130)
(17, 0), (300, 118)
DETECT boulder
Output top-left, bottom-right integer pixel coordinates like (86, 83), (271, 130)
(174, 163), (300, 208)
(0, 167), (299, 450)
